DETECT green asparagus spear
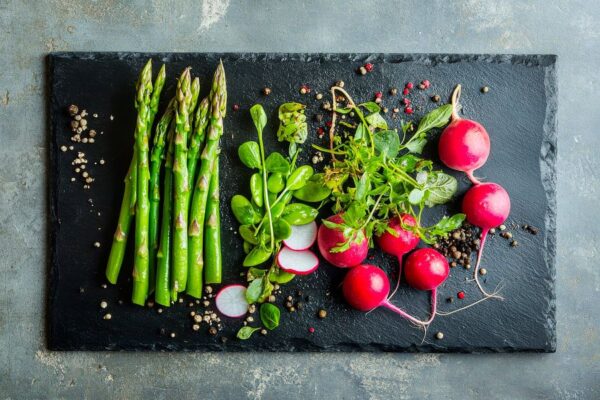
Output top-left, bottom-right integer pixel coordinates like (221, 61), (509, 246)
(131, 60), (155, 305)
(148, 98), (174, 293)
(188, 96), (210, 188)
(171, 68), (193, 295)
(187, 62), (226, 298)
(155, 123), (175, 306)
(204, 160), (222, 284)
(105, 161), (135, 284)
(106, 61), (156, 285)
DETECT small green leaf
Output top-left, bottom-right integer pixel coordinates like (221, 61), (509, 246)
(415, 104), (452, 135)
(265, 152), (290, 174)
(286, 165), (314, 190)
(365, 112), (388, 130)
(293, 173), (332, 202)
(405, 137), (428, 154)
(238, 141), (261, 169)
(246, 278), (263, 303)
(408, 188), (425, 205)
(239, 225), (259, 245)
(250, 104), (267, 132)
(374, 130), (400, 159)
(243, 247), (272, 267)
(335, 107), (353, 114)
(237, 326), (260, 340)
(355, 173), (370, 202)
(269, 266), (295, 284)
(267, 173), (286, 193)
(354, 123), (366, 140)
(282, 203), (319, 225)
(424, 171), (458, 206)
(273, 218), (292, 241)
(260, 303), (281, 330)
(250, 173), (263, 207)
(360, 102), (381, 113)
(258, 276), (274, 303)
(247, 267), (267, 281)
(231, 195), (256, 225)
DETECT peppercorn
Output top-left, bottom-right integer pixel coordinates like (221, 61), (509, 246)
(389, 88), (398, 96)
(262, 87), (272, 96)
(318, 309), (327, 319)
(364, 63), (374, 72)
(358, 66), (367, 75)
(457, 291), (465, 300)
(405, 82), (414, 89)
(402, 98), (411, 105)
(232, 104), (240, 111)
(421, 80), (431, 89)
(374, 91), (382, 99)
(481, 86), (490, 93)
(404, 107), (413, 115)
(308, 327), (315, 333)
(435, 331), (444, 340)
(431, 94), (441, 103)
(446, 297), (454, 303)
(402, 88), (409, 96)
(260, 329), (268, 336)
(336, 80), (345, 88)
(285, 301), (293, 308)
(511, 240), (519, 247)
(68, 104), (79, 116)
(480, 268), (487, 275)
(208, 327), (217, 335)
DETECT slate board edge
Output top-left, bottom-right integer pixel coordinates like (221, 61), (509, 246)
(46, 52), (558, 353)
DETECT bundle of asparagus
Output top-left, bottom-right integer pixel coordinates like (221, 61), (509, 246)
(105, 60), (226, 306)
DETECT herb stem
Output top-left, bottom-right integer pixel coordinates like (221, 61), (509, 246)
(359, 191), (385, 231)
(257, 124), (275, 252)
(388, 163), (420, 187)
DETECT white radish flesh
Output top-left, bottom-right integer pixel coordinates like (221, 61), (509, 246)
(215, 285), (248, 318)
(283, 221), (317, 250)
(277, 247), (319, 275)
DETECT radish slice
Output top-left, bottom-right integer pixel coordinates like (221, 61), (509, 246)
(277, 247), (319, 275)
(283, 221), (317, 250)
(215, 285), (248, 318)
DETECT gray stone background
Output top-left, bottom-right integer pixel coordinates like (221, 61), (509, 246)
(0, 0), (598, 399)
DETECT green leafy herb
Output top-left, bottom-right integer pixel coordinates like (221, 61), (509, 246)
(374, 130), (400, 159)
(246, 278), (263, 303)
(277, 102), (308, 146)
(265, 152), (290, 174)
(238, 141), (262, 169)
(237, 326), (260, 340)
(423, 171), (458, 207)
(260, 303), (281, 330)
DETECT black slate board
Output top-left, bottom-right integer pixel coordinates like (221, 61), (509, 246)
(48, 53), (557, 352)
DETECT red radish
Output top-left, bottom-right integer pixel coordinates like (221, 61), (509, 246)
(215, 285), (248, 318)
(283, 222), (317, 251)
(462, 182), (511, 298)
(342, 263), (439, 327)
(317, 214), (368, 268)
(376, 214), (420, 295)
(404, 248), (449, 291)
(376, 214), (419, 258)
(277, 247), (319, 275)
(438, 85), (490, 185)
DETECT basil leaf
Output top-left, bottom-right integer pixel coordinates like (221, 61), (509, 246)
(269, 266), (295, 284)
(246, 278), (263, 304)
(250, 173), (263, 207)
(238, 141), (261, 169)
(415, 104), (452, 135)
(231, 195), (256, 225)
(286, 165), (314, 190)
(365, 112), (388, 130)
(237, 326), (260, 340)
(243, 247), (272, 267)
(250, 104), (267, 132)
(424, 171), (458, 206)
(405, 137), (427, 154)
(282, 203), (318, 225)
(360, 102), (381, 113)
(293, 173), (332, 202)
(260, 303), (281, 330)
(267, 173), (286, 193)
(265, 152), (290, 174)
(239, 225), (258, 245)
(430, 213), (466, 235)
(374, 130), (400, 159)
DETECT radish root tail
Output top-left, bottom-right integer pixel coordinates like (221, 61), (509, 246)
(473, 228), (504, 300)
(382, 289), (437, 327)
(450, 84), (462, 121)
(388, 255), (403, 299)
(436, 283), (504, 316)
(466, 170), (482, 185)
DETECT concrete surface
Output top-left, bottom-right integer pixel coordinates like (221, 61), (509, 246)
(0, 0), (598, 398)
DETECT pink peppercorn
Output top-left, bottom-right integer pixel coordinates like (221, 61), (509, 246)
(405, 82), (414, 89)
(404, 106), (413, 115)
(402, 98), (411, 105)
(457, 291), (465, 300)
(317, 127), (325, 135)
(402, 88), (409, 96)
(364, 63), (374, 72)
(422, 79), (431, 88)
(374, 91), (383, 99)
(232, 104), (240, 112)
(308, 327), (315, 333)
